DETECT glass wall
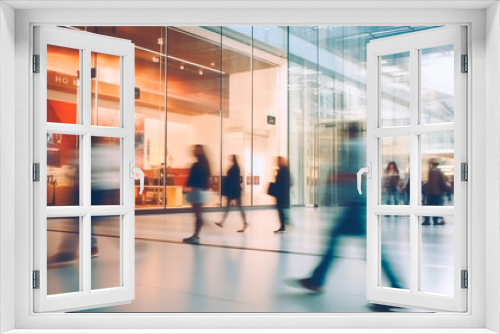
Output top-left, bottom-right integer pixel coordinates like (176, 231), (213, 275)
(62, 26), (288, 210)
(51, 26), (443, 210)
(289, 26), (437, 207)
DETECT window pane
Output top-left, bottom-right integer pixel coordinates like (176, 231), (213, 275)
(380, 215), (410, 290)
(47, 217), (80, 295)
(47, 45), (80, 124)
(91, 216), (121, 290)
(91, 137), (121, 206)
(91, 52), (121, 127)
(47, 133), (80, 206)
(420, 45), (454, 124)
(380, 52), (410, 127)
(420, 215), (454, 295)
(381, 136), (410, 205)
(421, 133), (454, 206)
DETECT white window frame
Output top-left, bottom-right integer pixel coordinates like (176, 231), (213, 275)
(1, 3), (497, 334)
(33, 26), (136, 313)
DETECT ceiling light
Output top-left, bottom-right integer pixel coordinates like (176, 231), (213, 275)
(180, 64), (184, 70)
(152, 57), (160, 63)
(198, 70), (204, 75)
(210, 62), (215, 66)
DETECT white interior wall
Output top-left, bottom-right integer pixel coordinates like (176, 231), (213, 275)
(0, 2), (16, 333)
(485, 3), (500, 333)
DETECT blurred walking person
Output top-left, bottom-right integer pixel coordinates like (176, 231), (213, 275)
(383, 161), (401, 205)
(422, 158), (451, 225)
(285, 123), (402, 310)
(183, 144), (211, 244)
(215, 155), (248, 232)
(272, 156), (291, 233)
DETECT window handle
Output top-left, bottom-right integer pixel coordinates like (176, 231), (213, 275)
(357, 162), (371, 195)
(129, 162), (145, 194)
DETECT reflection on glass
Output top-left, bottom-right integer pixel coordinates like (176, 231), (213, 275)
(47, 217), (80, 295)
(91, 216), (121, 290)
(380, 52), (410, 127)
(47, 45), (80, 124)
(91, 137), (121, 206)
(421, 133), (454, 206)
(381, 136), (410, 205)
(91, 52), (121, 127)
(420, 216), (454, 295)
(380, 215), (409, 290)
(421, 45), (454, 124)
(47, 133), (80, 206)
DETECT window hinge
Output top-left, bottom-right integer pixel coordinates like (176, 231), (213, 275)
(461, 54), (468, 73)
(461, 270), (468, 289)
(33, 54), (40, 73)
(33, 270), (40, 289)
(33, 163), (40, 182)
(461, 162), (468, 181)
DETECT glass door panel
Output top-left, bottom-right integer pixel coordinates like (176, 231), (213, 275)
(34, 26), (136, 313)
(366, 26), (466, 312)
(380, 52), (410, 127)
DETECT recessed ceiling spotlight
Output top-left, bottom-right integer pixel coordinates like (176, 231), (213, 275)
(198, 70), (204, 75)
(210, 62), (215, 66)
(152, 57), (160, 63)
(180, 64), (185, 70)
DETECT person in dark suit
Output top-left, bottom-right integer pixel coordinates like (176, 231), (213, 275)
(274, 156), (291, 233)
(215, 155), (248, 232)
(183, 144), (211, 245)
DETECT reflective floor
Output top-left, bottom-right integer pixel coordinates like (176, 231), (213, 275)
(46, 207), (454, 313)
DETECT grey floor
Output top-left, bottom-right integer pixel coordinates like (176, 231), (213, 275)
(46, 207), (453, 313)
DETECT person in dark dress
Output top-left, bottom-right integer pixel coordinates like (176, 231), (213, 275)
(274, 156), (291, 233)
(183, 144), (211, 245)
(215, 155), (248, 232)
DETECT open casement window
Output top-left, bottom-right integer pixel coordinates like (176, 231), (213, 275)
(33, 26), (140, 312)
(364, 26), (467, 312)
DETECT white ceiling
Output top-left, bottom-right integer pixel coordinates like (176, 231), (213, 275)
(4, 0), (497, 10)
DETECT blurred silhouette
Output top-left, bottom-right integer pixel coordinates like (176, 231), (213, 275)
(285, 123), (402, 311)
(183, 144), (211, 245)
(48, 137), (120, 267)
(272, 156), (291, 233)
(401, 168), (410, 205)
(383, 161), (401, 205)
(215, 155), (248, 232)
(422, 158), (451, 225)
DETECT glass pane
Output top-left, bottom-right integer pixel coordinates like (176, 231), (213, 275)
(47, 217), (80, 295)
(221, 26), (252, 207)
(166, 27), (221, 208)
(47, 133), (80, 206)
(380, 52), (410, 127)
(381, 136), (410, 205)
(420, 215), (454, 295)
(91, 216), (121, 290)
(380, 215), (410, 290)
(91, 137), (121, 206)
(47, 45), (80, 124)
(134, 27), (166, 209)
(421, 133), (454, 206)
(421, 45), (454, 124)
(91, 52), (121, 127)
(254, 26), (288, 207)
